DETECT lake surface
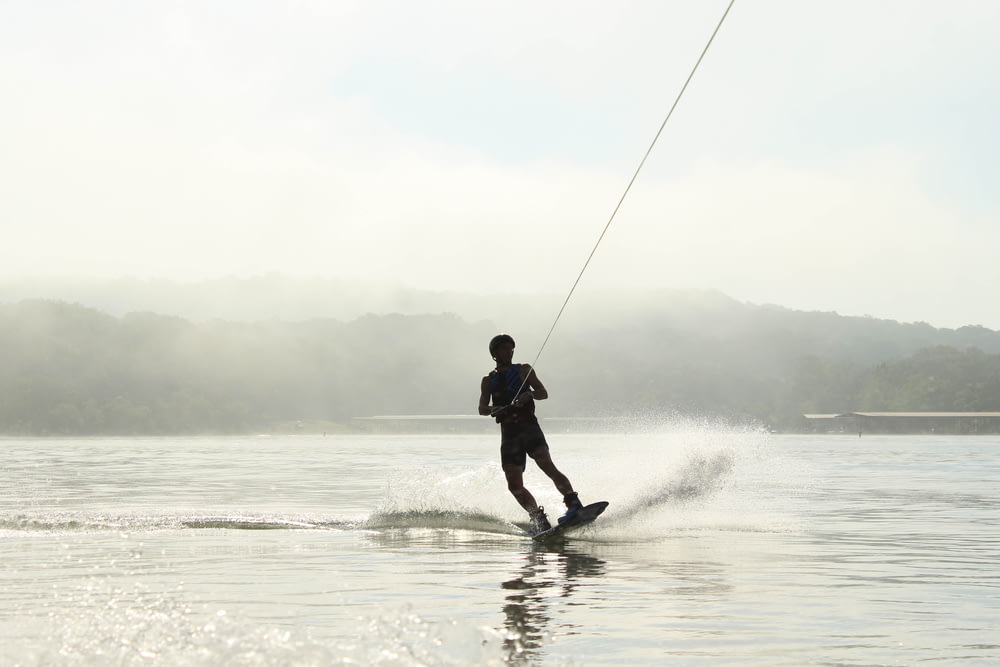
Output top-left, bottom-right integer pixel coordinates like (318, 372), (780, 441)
(2, 428), (998, 665)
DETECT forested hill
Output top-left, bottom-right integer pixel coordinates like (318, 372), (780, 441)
(2, 293), (1000, 435)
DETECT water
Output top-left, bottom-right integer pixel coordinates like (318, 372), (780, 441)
(2, 428), (998, 665)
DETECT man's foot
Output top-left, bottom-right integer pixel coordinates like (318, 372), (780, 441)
(558, 492), (585, 524)
(529, 507), (551, 534)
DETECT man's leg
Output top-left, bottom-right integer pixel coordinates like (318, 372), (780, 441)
(502, 463), (538, 511)
(530, 448), (574, 497)
(504, 463), (551, 532)
(531, 448), (584, 520)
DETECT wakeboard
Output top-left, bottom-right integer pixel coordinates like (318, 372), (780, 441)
(531, 501), (609, 541)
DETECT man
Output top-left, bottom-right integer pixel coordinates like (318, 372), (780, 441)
(478, 333), (584, 533)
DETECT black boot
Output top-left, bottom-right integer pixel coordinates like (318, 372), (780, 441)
(559, 492), (584, 524)
(529, 507), (551, 534)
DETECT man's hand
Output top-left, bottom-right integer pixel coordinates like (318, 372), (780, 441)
(488, 392), (532, 417)
(511, 391), (534, 407)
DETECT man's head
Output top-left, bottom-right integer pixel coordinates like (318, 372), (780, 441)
(489, 333), (515, 360)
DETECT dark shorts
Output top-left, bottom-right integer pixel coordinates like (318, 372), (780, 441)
(500, 422), (549, 471)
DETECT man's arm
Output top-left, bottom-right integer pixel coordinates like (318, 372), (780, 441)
(479, 376), (494, 416)
(522, 364), (548, 400)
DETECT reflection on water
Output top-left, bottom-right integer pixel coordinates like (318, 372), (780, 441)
(358, 523), (609, 664)
(501, 542), (606, 664)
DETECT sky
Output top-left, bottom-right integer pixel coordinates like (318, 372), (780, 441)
(2, 0), (999, 329)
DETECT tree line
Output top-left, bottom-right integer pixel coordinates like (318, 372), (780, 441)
(2, 297), (1000, 435)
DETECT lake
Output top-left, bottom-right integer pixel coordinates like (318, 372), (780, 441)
(2, 427), (998, 665)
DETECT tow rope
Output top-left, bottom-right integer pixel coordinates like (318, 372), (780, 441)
(515, 0), (738, 398)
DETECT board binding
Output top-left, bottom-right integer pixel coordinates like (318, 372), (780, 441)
(531, 501), (609, 541)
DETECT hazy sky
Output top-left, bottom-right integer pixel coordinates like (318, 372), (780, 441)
(3, 1), (998, 328)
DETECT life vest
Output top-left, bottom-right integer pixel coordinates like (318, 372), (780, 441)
(489, 364), (536, 426)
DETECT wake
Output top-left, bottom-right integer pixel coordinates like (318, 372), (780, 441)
(365, 424), (777, 541)
(614, 452), (736, 517)
(363, 508), (523, 536)
(2, 426), (780, 540)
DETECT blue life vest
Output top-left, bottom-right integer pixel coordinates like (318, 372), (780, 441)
(489, 364), (536, 426)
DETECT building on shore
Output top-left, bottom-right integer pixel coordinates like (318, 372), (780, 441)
(803, 412), (1000, 435)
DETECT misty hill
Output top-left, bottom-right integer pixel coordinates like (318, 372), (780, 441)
(3, 281), (1000, 435)
(0, 275), (543, 324)
(7, 274), (998, 343)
